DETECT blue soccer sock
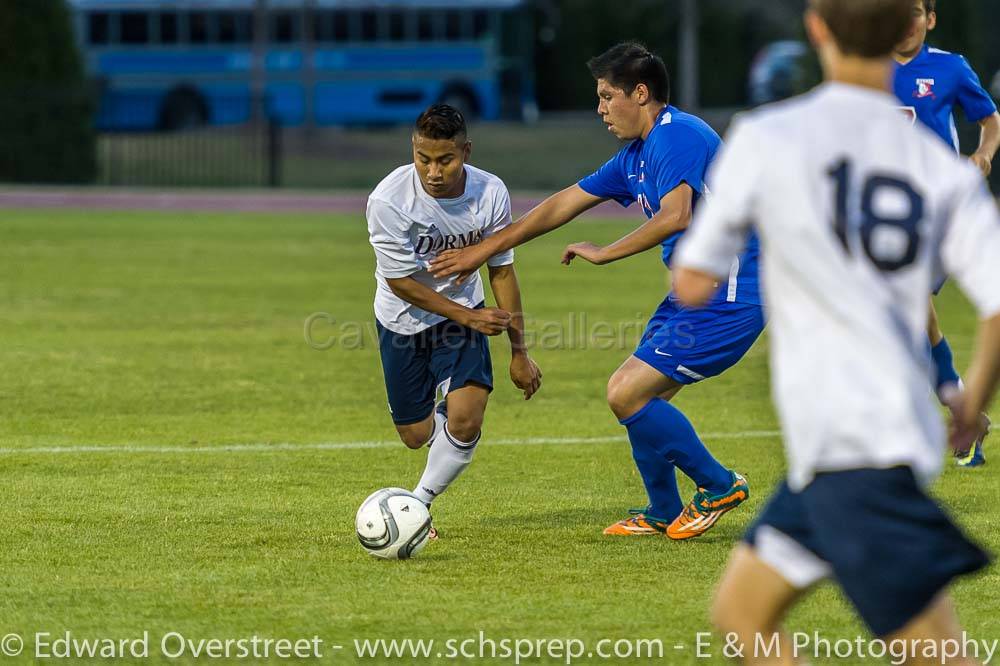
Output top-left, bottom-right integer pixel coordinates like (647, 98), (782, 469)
(930, 337), (962, 398)
(627, 434), (683, 521)
(621, 398), (733, 498)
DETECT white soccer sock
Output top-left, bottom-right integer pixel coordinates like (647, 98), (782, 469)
(426, 407), (447, 447)
(412, 422), (479, 505)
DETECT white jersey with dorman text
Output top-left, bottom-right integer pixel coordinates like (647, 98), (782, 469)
(677, 82), (1000, 491)
(367, 164), (515, 335)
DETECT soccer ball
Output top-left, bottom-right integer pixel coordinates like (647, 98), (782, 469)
(355, 488), (432, 560)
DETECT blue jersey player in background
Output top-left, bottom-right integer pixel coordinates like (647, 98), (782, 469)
(893, 0), (1000, 466)
(431, 42), (763, 541)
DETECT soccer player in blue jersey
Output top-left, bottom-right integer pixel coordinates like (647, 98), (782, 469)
(430, 42), (763, 540)
(894, 0), (1000, 466)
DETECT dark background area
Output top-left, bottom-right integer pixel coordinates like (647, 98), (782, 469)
(1, 0), (999, 190)
(533, 0), (997, 111)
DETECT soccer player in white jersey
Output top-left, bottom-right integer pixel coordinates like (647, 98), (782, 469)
(674, 0), (1000, 658)
(366, 105), (542, 535)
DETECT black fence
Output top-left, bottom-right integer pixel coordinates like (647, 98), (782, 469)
(98, 120), (282, 188)
(3, 86), (999, 193)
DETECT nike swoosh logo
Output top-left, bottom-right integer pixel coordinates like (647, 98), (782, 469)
(654, 349), (672, 356)
(628, 174), (637, 179)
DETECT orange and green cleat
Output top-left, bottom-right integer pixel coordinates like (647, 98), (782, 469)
(666, 472), (749, 541)
(602, 509), (671, 536)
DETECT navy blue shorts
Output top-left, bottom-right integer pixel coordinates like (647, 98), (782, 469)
(744, 467), (990, 637)
(376, 304), (493, 426)
(633, 296), (765, 385)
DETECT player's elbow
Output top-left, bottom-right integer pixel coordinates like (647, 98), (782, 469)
(672, 212), (693, 233)
(385, 277), (414, 299)
(673, 267), (715, 307)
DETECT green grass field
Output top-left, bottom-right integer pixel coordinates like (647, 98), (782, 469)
(1, 208), (997, 664)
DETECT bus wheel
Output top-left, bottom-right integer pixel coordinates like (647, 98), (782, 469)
(437, 86), (479, 120)
(160, 88), (208, 131)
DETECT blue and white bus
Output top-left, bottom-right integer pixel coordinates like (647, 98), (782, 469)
(68, 0), (537, 131)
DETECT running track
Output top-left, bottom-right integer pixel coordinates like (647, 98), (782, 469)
(0, 188), (634, 218)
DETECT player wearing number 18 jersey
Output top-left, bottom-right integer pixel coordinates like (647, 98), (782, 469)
(675, 0), (1000, 650)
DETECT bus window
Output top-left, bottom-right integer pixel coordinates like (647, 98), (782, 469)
(237, 11), (253, 43)
(444, 10), (462, 40)
(472, 10), (490, 39)
(158, 12), (178, 44)
(271, 11), (297, 44)
(88, 12), (110, 45)
(217, 11), (251, 44)
(120, 12), (149, 44)
(217, 12), (236, 43)
(332, 10), (349, 42)
(189, 12), (210, 43)
(360, 10), (377, 42)
(416, 11), (433, 41)
(313, 9), (330, 42)
(387, 10), (406, 42)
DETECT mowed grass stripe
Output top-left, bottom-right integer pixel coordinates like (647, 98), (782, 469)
(0, 430), (782, 456)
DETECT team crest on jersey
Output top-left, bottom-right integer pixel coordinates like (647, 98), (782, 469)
(913, 78), (936, 99)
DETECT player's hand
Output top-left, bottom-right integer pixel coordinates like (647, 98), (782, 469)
(430, 246), (490, 285)
(561, 242), (608, 266)
(970, 152), (993, 178)
(945, 393), (989, 457)
(462, 307), (511, 336)
(509, 353), (542, 400)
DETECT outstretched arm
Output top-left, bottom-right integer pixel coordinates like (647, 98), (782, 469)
(488, 264), (542, 400)
(561, 183), (694, 266)
(430, 185), (604, 281)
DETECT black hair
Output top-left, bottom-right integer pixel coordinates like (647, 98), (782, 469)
(414, 104), (467, 141)
(587, 41), (670, 104)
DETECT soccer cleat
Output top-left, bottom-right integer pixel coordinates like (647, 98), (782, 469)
(602, 512), (671, 536)
(956, 414), (990, 468)
(423, 503), (439, 540)
(667, 472), (749, 541)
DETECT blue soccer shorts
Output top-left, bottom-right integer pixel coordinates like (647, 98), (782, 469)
(633, 296), (765, 385)
(743, 467), (990, 637)
(376, 303), (493, 426)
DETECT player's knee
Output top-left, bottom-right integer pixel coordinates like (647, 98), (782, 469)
(709, 593), (739, 636)
(606, 374), (640, 420)
(445, 411), (482, 443)
(397, 425), (432, 449)
(710, 595), (762, 641)
(710, 585), (776, 640)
